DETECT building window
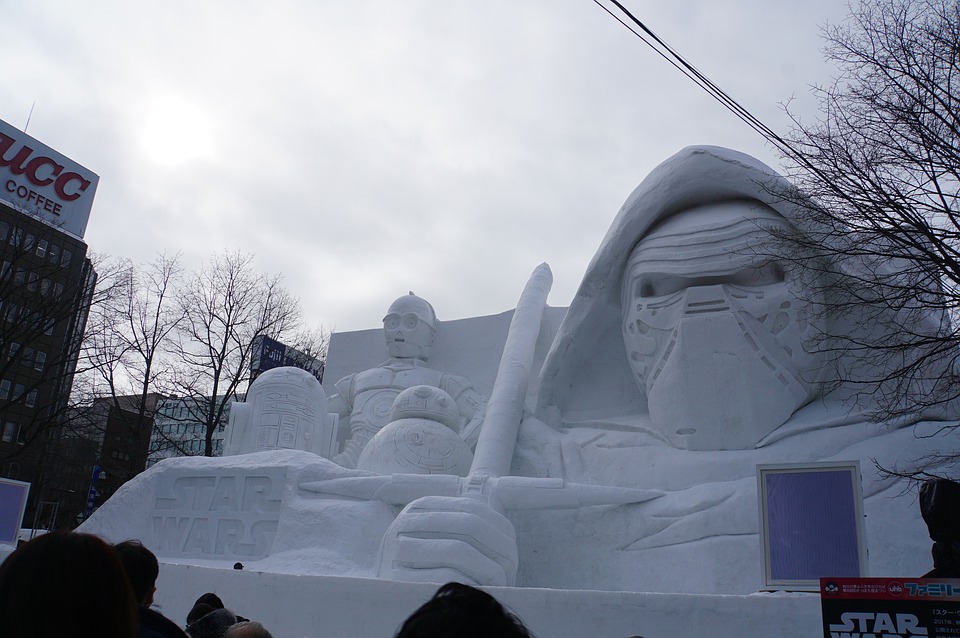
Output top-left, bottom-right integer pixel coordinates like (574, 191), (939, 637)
(0, 380), (9, 400)
(26, 272), (37, 292)
(9, 227), (22, 247)
(8, 342), (19, 359)
(0, 221), (7, 242)
(61, 249), (72, 267)
(16, 424), (26, 445)
(43, 319), (54, 336)
(1, 261), (9, 279)
(36, 239), (47, 258)
(24, 234), (34, 251)
(2, 421), (15, 443)
(25, 389), (36, 408)
(13, 268), (24, 285)
(21, 347), (32, 367)
(40, 279), (49, 296)
(34, 351), (45, 371)
(13, 384), (24, 402)
(53, 282), (63, 299)
(48, 244), (60, 264)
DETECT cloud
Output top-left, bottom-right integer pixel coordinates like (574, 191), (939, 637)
(0, 0), (848, 332)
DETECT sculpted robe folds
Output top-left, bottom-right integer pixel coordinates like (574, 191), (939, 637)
(78, 146), (958, 596)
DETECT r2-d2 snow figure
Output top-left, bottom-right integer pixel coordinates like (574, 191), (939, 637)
(224, 367), (339, 457)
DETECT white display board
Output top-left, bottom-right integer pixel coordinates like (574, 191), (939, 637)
(758, 461), (867, 591)
(0, 478), (30, 545)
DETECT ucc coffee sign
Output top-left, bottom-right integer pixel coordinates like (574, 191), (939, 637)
(0, 118), (99, 239)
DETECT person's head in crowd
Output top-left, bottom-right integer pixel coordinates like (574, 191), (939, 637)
(114, 540), (160, 605)
(188, 603), (216, 625)
(195, 592), (225, 610)
(188, 593), (248, 627)
(394, 582), (534, 638)
(225, 621), (274, 638)
(0, 531), (138, 638)
(187, 607), (237, 638)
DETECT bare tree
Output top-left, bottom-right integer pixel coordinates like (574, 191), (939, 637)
(169, 250), (302, 456)
(283, 324), (330, 381)
(85, 253), (183, 412)
(770, 0), (960, 424)
(77, 251), (189, 491)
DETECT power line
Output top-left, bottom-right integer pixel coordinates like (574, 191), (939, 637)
(592, 0), (805, 164)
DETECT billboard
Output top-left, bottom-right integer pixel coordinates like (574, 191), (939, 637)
(0, 118), (99, 239)
(821, 577), (960, 638)
(0, 478), (30, 545)
(251, 335), (324, 383)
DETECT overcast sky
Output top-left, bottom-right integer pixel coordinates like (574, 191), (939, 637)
(1, 1), (849, 333)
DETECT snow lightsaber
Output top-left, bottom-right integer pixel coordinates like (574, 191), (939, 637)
(300, 263), (662, 509)
(472, 261), (553, 478)
(297, 473), (661, 510)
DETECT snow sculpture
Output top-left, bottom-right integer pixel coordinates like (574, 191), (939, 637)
(224, 367), (338, 457)
(367, 146), (956, 592)
(328, 293), (486, 468)
(357, 385), (473, 476)
(76, 146), (957, 597)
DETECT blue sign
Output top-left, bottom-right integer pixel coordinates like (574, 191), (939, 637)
(252, 335), (324, 382)
(83, 465), (105, 518)
(255, 335), (287, 373)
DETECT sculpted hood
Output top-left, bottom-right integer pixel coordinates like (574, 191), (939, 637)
(535, 146), (822, 423)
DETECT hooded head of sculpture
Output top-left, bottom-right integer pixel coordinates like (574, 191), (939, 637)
(621, 200), (825, 450)
(383, 292), (438, 360)
(536, 146), (834, 451)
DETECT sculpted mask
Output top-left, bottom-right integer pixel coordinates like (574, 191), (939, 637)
(383, 292), (438, 360)
(621, 201), (825, 450)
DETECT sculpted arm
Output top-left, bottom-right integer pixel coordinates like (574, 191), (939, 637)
(327, 376), (354, 459)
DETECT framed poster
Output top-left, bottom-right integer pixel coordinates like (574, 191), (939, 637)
(758, 461), (866, 591)
(0, 478), (30, 545)
(821, 577), (960, 638)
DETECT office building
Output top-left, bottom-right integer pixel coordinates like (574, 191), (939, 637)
(148, 395), (232, 466)
(0, 118), (100, 529)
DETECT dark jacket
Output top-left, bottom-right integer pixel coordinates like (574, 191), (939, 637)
(139, 605), (188, 638)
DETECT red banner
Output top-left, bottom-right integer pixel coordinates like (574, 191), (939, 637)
(821, 577), (960, 637)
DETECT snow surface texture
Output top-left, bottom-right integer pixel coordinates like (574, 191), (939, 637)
(148, 564), (822, 638)
(77, 147), (954, 629)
